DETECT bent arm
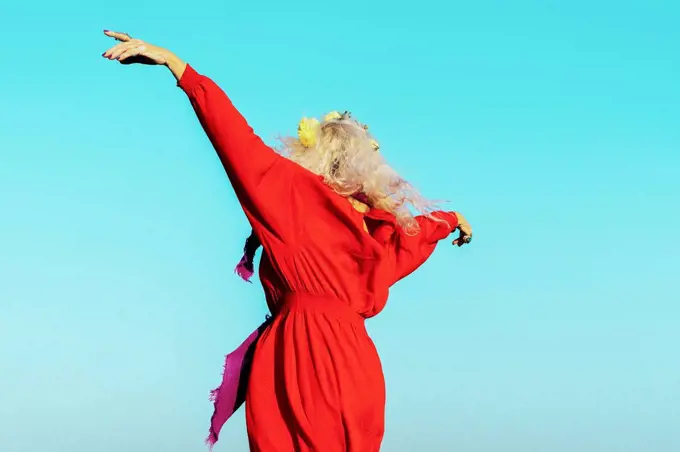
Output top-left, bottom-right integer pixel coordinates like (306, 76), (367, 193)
(391, 211), (459, 283)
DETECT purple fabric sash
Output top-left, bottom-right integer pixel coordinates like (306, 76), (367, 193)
(205, 318), (272, 449)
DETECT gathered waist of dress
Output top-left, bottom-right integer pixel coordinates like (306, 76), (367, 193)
(276, 292), (366, 326)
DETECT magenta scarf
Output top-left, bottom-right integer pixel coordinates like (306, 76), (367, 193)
(205, 317), (272, 448)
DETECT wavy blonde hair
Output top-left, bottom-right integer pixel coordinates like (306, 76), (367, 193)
(278, 114), (441, 234)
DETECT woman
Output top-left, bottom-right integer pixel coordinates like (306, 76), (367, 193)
(102, 30), (473, 451)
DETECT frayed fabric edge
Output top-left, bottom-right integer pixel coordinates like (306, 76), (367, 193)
(203, 320), (271, 449)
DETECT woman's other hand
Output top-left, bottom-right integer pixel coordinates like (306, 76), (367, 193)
(453, 212), (473, 247)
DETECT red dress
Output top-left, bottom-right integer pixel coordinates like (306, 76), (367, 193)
(179, 65), (458, 452)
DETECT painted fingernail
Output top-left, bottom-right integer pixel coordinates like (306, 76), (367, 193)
(104, 29), (110, 32)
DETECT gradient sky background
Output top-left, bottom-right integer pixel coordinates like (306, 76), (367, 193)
(1, 1), (679, 451)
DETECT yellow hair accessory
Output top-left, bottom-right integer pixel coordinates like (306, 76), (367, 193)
(297, 117), (320, 148)
(298, 111), (379, 151)
(323, 111), (342, 122)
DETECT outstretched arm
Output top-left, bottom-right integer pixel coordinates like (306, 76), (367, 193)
(102, 31), (302, 245)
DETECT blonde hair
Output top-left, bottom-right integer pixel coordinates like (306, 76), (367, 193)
(278, 113), (441, 234)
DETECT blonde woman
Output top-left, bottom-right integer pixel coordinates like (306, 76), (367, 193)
(102, 30), (473, 452)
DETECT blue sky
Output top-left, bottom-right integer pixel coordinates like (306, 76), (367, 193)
(1, 1), (679, 451)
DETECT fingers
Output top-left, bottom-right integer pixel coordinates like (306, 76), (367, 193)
(117, 45), (145, 62)
(111, 42), (140, 60)
(104, 30), (132, 42)
(102, 40), (142, 60)
(453, 232), (472, 247)
(452, 238), (469, 247)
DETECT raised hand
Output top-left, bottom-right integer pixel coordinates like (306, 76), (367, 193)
(102, 30), (169, 65)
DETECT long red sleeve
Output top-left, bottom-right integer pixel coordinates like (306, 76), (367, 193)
(391, 211), (458, 283)
(179, 65), (302, 246)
